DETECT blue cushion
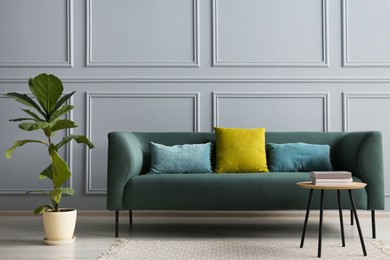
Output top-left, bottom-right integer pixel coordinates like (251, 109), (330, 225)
(149, 142), (212, 174)
(266, 142), (332, 172)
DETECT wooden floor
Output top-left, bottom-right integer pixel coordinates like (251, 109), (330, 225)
(0, 210), (389, 259)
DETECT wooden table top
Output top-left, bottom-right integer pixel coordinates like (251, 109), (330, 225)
(296, 181), (367, 190)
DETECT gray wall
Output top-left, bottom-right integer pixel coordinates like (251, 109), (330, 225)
(0, 0), (389, 210)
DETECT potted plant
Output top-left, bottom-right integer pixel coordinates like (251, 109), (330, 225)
(5, 73), (94, 245)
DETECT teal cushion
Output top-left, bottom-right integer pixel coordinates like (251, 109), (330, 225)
(149, 142), (212, 174)
(266, 142), (332, 172)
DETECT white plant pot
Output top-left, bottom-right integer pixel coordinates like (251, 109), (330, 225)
(43, 209), (77, 245)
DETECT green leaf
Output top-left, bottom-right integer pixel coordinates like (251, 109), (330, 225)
(57, 135), (95, 149)
(50, 188), (63, 205)
(49, 188), (75, 212)
(22, 109), (44, 121)
(38, 165), (53, 180)
(49, 148), (71, 188)
(5, 140), (47, 159)
(50, 119), (77, 132)
(34, 205), (54, 215)
(50, 91), (75, 118)
(5, 92), (46, 118)
(18, 121), (51, 131)
(9, 118), (37, 122)
(61, 188), (75, 196)
(49, 105), (74, 122)
(50, 188), (75, 203)
(29, 73), (63, 115)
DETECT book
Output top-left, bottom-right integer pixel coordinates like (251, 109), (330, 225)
(310, 171), (352, 179)
(311, 177), (353, 185)
(311, 181), (354, 186)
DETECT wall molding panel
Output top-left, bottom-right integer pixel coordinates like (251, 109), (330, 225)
(213, 92), (330, 131)
(342, 0), (390, 67)
(212, 0), (329, 67)
(85, 92), (200, 194)
(86, 0), (199, 67)
(342, 92), (390, 131)
(0, 0), (73, 68)
(6, 76), (390, 84)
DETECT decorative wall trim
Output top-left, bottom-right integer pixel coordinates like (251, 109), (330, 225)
(86, 0), (199, 67)
(0, 0), (73, 68)
(342, 92), (390, 131)
(5, 76), (390, 84)
(212, 92), (330, 131)
(212, 0), (329, 67)
(342, 0), (390, 67)
(85, 92), (200, 194)
(0, 94), (73, 194)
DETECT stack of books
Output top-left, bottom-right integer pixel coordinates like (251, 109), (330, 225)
(310, 171), (353, 185)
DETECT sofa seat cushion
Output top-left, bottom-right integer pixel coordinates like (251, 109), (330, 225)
(123, 173), (367, 211)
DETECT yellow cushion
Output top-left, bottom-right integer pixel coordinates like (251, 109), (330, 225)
(214, 127), (268, 173)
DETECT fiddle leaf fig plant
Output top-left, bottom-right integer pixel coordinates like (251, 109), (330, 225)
(5, 73), (94, 214)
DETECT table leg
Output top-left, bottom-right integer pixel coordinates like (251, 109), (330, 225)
(300, 189), (313, 248)
(337, 190), (345, 247)
(348, 189), (367, 256)
(351, 209), (354, 225)
(318, 189), (324, 258)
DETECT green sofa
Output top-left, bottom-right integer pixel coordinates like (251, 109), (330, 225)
(107, 131), (384, 237)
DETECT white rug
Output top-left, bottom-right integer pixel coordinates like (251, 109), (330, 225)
(97, 239), (390, 260)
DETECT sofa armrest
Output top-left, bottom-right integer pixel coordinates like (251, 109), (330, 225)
(107, 132), (143, 210)
(337, 131), (384, 210)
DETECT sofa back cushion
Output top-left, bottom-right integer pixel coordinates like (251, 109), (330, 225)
(266, 142), (332, 172)
(149, 142), (212, 174)
(214, 127), (268, 173)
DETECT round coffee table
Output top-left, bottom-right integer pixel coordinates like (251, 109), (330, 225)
(296, 181), (367, 258)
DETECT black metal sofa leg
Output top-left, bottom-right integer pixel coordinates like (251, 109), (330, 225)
(129, 210), (133, 226)
(372, 210), (376, 239)
(115, 210), (119, 238)
(115, 210), (133, 237)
